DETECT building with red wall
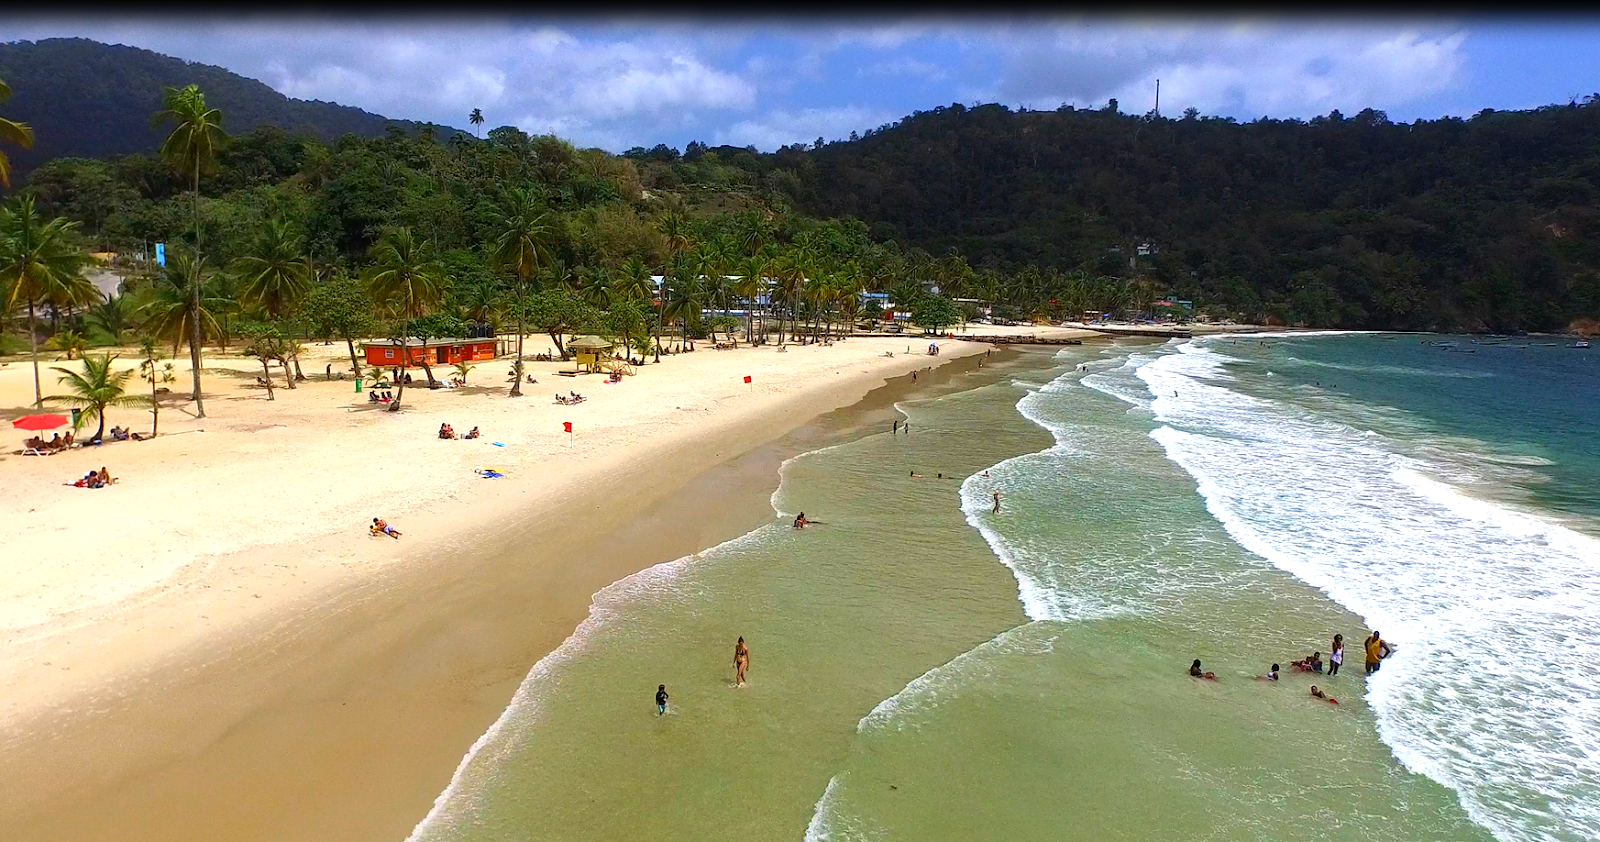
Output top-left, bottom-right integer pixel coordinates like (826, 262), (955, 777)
(359, 339), (500, 368)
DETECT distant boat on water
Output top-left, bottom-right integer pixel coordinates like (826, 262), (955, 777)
(1577, 340), (1591, 349)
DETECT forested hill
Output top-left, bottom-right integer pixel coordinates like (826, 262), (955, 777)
(0, 38), (452, 177)
(754, 100), (1600, 332)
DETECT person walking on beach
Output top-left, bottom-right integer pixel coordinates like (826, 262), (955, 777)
(992, 491), (1002, 513)
(893, 419), (899, 435)
(656, 684), (669, 715)
(734, 637), (750, 686)
(1328, 634), (1344, 676)
(1364, 631), (1393, 675)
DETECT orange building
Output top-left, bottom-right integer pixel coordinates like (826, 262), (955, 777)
(360, 339), (500, 367)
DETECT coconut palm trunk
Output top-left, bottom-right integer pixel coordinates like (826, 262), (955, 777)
(25, 299), (41, 406)
(345, 338), (363, 379)
(511, 304), (525, 397)
(188, 158), (206, 417)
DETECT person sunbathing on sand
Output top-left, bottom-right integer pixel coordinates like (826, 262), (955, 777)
(371, 517), (402, 539)
(1190, 659), (1217, 680)
(1310, 685), (1339, 704)
(465, 426), (480, 439)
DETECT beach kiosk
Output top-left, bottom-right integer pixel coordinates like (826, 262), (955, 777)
(567, 335), (615, 373)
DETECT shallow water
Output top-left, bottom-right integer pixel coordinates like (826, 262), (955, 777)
(410, 334), (1599, 842)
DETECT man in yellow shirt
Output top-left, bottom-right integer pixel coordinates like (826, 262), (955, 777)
(1364, 631), (1394, 675)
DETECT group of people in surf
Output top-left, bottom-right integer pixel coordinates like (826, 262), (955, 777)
(1190, 630), (1396, 706)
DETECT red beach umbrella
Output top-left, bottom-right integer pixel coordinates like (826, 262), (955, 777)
(12, 413), (70, 431)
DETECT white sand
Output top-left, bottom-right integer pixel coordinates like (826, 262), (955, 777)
(0, 335), (985, 728)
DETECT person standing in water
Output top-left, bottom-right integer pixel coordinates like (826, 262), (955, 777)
(1328, 634), (1345, 676)
(656, 684), (669, 715)
(734, 637), (750, 686)
(993, 490), (1002, 513)
(893, 419), (899, 435)
(1364, 630), (1393, 675)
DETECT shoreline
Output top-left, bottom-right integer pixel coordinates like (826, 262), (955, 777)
(1, 337), (1006, 842)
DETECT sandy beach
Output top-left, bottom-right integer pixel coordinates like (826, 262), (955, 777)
(0, 334), (998, 842)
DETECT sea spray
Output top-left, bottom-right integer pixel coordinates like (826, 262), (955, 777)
(1133, 337), (1600, 842)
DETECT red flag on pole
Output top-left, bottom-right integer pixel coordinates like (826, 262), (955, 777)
(563, 421), (572, 433)
(743, 375), (752, 384)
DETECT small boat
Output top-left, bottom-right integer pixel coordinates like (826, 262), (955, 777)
(1577, 340), (1592, 349)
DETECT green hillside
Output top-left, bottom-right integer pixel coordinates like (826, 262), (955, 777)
(0, 38), (456, 178)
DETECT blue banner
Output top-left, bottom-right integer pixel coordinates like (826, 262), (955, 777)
(155, 243), (165, 267)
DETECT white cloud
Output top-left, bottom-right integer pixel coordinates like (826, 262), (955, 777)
(0, 17), (1491, 154)
(987, 21), (1468, 118)
(0, 19), (760, 148)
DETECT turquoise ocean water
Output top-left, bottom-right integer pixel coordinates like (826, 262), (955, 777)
(407, 333), (1599, 842)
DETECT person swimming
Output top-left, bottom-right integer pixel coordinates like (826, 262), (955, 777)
(1189, 659), (1216, 680)
(1310, 685), (1339, 704)
(1259, 664), (1280, 681)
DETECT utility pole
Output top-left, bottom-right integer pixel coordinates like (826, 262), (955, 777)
(1155, 79), (1160, 117)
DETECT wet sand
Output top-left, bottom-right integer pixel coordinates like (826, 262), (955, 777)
(3, 348), (1001, 842)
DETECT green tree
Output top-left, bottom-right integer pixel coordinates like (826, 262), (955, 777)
(152, 83), (227, 417)
(43, 352), (152, 443)
(240, 323), (289, 398)
(519, 287), (602, 358)
(0, 196), (95, 406)
(489, 187), (555, 396)
(137, 333), (165, 436)
(304, 272), (380, 378)
(0, 78), (34, 190)
(85, 292), (136, 344)
(140, 249), (225, 371)
(912, 293), (962, 334)
(469, 108), (484, 138)
(234, 217), (310, 387)
(363, 227), (444, 320)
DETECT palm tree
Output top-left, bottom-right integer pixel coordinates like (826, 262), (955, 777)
(579, 265), (615, 309)
(43, 353), (152, 444)
(86, 293), (136, 344)
(49, 327), (88, 359)
(141, 249), (224, 361)
(363, 227), (443, 411)
(152, 84), (227, 418)
(734, 254), (768, 342)
(363, 227), (444, 321)
(0, 196), (95, 406)
(489, 187), (553, 396)
(0, 78), (34, 190)
(235, 218), (310, 319)
(234, 217), (309, 388)
(469, 108), (484, 139)
(137, 334), (164, 436)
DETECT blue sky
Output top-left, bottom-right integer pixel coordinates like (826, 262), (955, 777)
(3, 16), (1599, 152)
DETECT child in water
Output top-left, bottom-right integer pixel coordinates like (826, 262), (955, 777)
(1310, 685), (1339, 704)
(1258, 664), (1280, 681)
(656, 684), (669, 715)
(1189, 659), (1217, 680)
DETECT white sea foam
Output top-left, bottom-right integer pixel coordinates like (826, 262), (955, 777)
(1135, 339), (1600, 842)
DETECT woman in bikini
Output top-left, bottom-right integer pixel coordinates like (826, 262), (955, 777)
(734, 637), (750, 686)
